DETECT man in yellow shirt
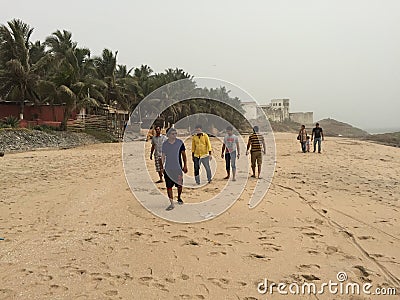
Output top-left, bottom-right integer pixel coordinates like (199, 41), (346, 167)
(192, 124), (212, 184)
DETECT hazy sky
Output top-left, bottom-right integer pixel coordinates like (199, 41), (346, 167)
(2, 0), (400, 130)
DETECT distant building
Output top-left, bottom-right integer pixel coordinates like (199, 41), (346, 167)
(241, 101), (259, 120)
(260, 99), (290, 122)
(241, 98), (313, 125)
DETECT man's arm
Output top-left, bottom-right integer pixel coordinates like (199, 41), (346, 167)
(321, 128), (324, 141)
(161, 152), (165, 169)
(181, 150), (188, 173)
(206, 135), (212, 156)
(150, 144), (155, 159)
(191, 137), (195, 160)
(246, 136), (251, 155)
(221, 143), (226, 159)
(262, 136), (266, 154)
(236, 138), (240, 158)
(311, 128), (314, 141)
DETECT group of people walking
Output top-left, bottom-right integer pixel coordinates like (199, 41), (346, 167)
(298, 123), (325, 153)
(149, 122), (324, 210)
(149, 125), (266, 210)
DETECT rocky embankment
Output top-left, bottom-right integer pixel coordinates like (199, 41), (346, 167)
(0, 129), (99, 153)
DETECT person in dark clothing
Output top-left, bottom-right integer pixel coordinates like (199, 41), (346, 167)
(161, 128), (188, 211)
(311, 122), (324, 153)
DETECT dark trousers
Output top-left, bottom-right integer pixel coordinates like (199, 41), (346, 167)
(225, 151), (237, 171)
(313, 138), (321, 152)
(194, 156), (212, 183)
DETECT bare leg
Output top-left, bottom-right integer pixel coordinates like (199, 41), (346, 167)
(177, 186), (182, 199)
(167, 189), (174, 204)
(224, 170), (230, 179)
(257, 164), (262, 179)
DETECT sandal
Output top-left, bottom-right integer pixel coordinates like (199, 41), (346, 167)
(166, 204), (175, 211)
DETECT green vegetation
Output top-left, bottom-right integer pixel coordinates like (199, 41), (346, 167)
(0, 19), (244, 131)
(0, 116), (20, 128)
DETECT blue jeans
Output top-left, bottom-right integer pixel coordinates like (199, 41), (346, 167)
(301, 141), (307, 153)
(313, 138), (321, 152)
(225, 151), (237, 171)
(194, 156), (212, 183)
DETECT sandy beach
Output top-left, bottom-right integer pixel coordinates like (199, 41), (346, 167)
(0, 133), (399, 299)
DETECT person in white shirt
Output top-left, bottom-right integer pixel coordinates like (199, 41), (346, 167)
(221, 126), (240, 181)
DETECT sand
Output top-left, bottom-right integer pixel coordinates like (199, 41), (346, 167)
(0, 133), (399, 299)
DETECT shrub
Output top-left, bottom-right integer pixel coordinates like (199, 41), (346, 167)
(2, 116), (19, 128)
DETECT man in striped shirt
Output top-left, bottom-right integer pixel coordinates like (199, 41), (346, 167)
(246, 126), (266, 179)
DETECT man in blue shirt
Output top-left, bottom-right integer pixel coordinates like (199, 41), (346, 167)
(161, 128), (188, 211)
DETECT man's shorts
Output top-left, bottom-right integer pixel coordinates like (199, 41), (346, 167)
(164, 170), (183, 189)
(251, 151), (262, 168)
(154, 156), (162, 172)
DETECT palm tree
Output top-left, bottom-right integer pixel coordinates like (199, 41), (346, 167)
(0, 19), (39, 118)
(44, 30), (105, 129)
(93, 49), (122, 106)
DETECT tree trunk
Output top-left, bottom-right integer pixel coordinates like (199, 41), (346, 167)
(19, 87), (25, 120)
(61, 105), (71, 131)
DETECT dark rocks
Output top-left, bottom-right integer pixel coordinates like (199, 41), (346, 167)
(0, 129), (99, 153)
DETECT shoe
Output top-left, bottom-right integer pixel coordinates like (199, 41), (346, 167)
(177, 198), (184, 205)
(223, 176), (230, 180)
(251, 175), (256, 178)
(166, 204), (175, 211)
(155, 179), (163, 183)
(208, 180), (212, 184)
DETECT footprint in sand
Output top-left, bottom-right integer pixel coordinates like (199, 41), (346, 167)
(152, 282), (169, 292)
(307, 249), (320, 255)
(104, 290), (118, 296)
(325, 246), (339, 255)
(353, 265), (371, 278)
(301, 274), (320, 281)
(303, 232), (324, 239)
(138, 276), (153, 286)
(50, 284), (68, 291)
(358, 235), (375, 240)
(208, 251), (227, 256)
(0, 289), (16, 300)
(298, 264), (321, 271)
(248, 253), (269, 260)
(207, 277), (230, 289)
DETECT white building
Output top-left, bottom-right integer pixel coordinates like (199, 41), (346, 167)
(241, 101), (258, 120)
